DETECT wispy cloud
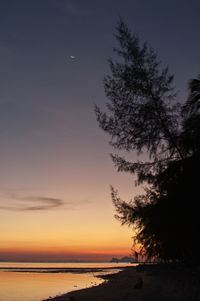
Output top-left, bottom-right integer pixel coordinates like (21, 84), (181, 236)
(0, 193), (64, 211)
(0, 190), (90, 212)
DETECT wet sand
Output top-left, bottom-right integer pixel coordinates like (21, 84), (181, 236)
(43, 264), (200, 301)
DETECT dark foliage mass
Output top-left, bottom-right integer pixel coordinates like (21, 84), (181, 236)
(96, 19), (200, 262)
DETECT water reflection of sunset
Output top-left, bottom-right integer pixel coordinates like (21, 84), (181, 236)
(0, 269), (104, 301)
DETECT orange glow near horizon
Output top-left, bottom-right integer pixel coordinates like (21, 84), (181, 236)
(0, 196), (134, 261)
(0, 172), (138, 262)
(0, 234), (136, 261)
(0, 245), (133, 262)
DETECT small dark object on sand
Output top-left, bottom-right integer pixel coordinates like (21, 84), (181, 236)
(134, 277), (143, 289)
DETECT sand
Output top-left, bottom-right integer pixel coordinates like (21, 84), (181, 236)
(43, 264), (200, 301)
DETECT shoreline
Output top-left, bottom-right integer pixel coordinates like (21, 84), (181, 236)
(42, 264), (200, 301)
(0, 266), (127, 273)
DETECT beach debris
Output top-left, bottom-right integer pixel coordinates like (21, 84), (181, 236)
(134, 276), (143, 289)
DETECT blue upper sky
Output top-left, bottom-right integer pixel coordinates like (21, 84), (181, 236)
(0, 0), (199, 209)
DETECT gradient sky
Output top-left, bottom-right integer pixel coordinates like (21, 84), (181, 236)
(0, 0), (199, 261)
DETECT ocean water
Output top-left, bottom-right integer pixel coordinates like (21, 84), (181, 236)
(0, 262), (134, 301)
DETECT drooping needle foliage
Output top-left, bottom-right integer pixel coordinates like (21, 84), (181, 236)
(96, 19), (200, 262)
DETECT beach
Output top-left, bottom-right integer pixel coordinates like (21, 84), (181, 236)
(43, 264), (200, 301)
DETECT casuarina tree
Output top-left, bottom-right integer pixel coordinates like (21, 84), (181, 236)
(96, 19), (200, 262)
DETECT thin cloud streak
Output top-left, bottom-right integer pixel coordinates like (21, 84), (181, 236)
(0, 195), (64, 211)
(0, 191), (90, 212)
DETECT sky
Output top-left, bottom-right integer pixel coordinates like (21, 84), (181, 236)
(0, 0), (199, 261)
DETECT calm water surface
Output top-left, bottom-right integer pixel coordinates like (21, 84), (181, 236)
(0, 262), (134, 301)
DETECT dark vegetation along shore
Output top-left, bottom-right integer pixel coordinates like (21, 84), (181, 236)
(43, 264), (200, 301)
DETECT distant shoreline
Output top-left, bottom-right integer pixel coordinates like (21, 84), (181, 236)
(0, 266), (129, 273)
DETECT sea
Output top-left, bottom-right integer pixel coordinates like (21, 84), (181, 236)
(0, 262), (135, 301)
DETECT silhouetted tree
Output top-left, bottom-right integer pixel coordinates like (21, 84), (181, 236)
(96, 19), (200, 262)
